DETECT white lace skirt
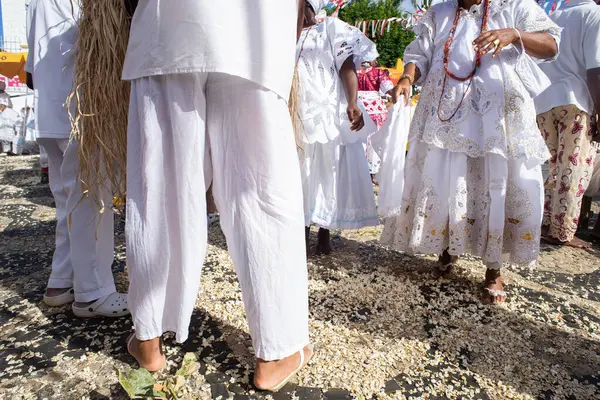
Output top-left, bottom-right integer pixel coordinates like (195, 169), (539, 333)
(381, 141), (544, 266)
(301, 140), (379, 230)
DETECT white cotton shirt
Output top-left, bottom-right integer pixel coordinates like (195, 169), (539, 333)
(25, 0), (79, 139)
(122, 1), (298, 100)
(536, 0), (600, 115)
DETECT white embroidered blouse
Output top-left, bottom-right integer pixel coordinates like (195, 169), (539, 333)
(405, 0), (561, 167)
(296, 17), (379, 144)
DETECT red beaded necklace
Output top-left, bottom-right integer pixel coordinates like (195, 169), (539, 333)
(437, 0), (490, 122)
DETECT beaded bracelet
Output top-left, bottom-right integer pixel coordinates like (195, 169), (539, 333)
(400, 73), (414, 85)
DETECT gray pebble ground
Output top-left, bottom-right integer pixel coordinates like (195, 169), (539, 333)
(1, 155), (599, 400)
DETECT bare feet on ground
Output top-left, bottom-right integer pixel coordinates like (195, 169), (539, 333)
(316, 228), (332, 256)
(127, 335), (166, 373)
(254, 345), (314, 391)
(437, 250), (458, 277)
(481, 268), (506, 305)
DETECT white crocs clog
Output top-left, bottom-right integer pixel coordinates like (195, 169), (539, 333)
(72, 292), (130, 318)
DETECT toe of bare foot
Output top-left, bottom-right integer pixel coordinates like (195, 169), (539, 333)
(567, 237), (592, 249)
(481, 271), (506, 305)
(543, 235), (591, 249)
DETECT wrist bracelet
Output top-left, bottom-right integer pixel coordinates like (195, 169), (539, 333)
(513, 28), (523, 47)
(400, 73), (414, 85)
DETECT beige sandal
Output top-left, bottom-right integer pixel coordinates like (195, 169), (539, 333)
(261, 344), (314, 392)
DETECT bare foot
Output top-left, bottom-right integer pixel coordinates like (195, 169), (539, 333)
(73, 300), (95, 308)
(127, 334), (166, 373)
(481, 269), (506, 305)
(254, 345), (314, 391)
(437, 250), (458, 278)
(542, 235), (591, 249)
(45, 287), (72, 297)
(316, 228), (332, 256)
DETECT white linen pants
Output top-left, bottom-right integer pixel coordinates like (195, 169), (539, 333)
(37, 138), (116, 302)
(126, 73), (309, 361)
(39, 144), (49, 169)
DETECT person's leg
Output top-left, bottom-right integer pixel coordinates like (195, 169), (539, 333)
(206, 73), (310, 389)
(204, 132), (219, 225)
(316, 228), (331, 255)
(305, 226), (311, 255)
(437, 248), (458, 277)
(579, 196), (593, 231)
(482, 262), (506, 304)
(593, 212), (600, 238)
(58, 139), (124, 312)
(206, 185), (217, 214)
(537, 109), (558, 234)
(38, 138), (74, 304)
(39, 144), (49, 184)
(546, 106), (594, 248)
(126, 74), (209, 371)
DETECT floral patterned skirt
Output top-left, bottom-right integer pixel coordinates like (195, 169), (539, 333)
(380, 141), (544, 266)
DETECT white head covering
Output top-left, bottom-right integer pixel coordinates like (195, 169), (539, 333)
(0, 93), (12, 108)
(307, 0), (327, 13)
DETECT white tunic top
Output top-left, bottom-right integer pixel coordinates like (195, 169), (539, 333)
(536, 0), (600, 115)
(122, 1), (298, 100)
(0, 108), (21, 144)
(405, 0), (561, 167)
(24, 0), (79, 139)
(296, 17), (378, 144)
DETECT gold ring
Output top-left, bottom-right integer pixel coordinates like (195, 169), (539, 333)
(493, 39), (500, 47)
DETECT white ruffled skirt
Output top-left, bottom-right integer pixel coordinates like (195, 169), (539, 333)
(301, 139), (379, 230)
(380, 141), (544, 266)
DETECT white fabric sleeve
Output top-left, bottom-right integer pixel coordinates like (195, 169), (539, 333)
(583, 11), (600, 70)
(328, 18), (379, 71)
(24, 1), (36, 73)
(513, 0), (562, 62)
(403, 8), (436, 85)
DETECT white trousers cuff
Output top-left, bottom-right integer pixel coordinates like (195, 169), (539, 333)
(47, 277), (73, 289)
(74, 282), (117, 303)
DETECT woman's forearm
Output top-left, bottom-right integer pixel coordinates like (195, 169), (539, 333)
(515, 31), (558, 60)
(340, 57), (359, 106)
(297, 0), (305, 42)
(403, 63), (422, 84)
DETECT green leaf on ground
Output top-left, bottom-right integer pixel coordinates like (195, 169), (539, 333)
(175, 352), (200, 377)
(118, 370), (136, 398)
(118, 368), (156, 398)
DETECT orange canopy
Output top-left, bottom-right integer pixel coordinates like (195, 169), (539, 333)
(0, 52), (27, 82)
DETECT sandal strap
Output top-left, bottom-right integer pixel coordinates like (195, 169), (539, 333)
(438, 263), (453, 272)
(483, 288), (507, 297)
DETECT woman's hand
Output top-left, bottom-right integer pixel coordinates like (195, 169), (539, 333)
(347, 103), (365, 132)
(391, 78), (411, 105)
(473, 28), (519, 58)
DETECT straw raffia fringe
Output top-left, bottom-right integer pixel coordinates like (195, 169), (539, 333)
(289, 69), (304, 153)
(68, 0), (131, 208)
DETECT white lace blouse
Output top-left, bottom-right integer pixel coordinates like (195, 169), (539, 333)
(296, 17), (379, 144)
(405, 0), (561, 167)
